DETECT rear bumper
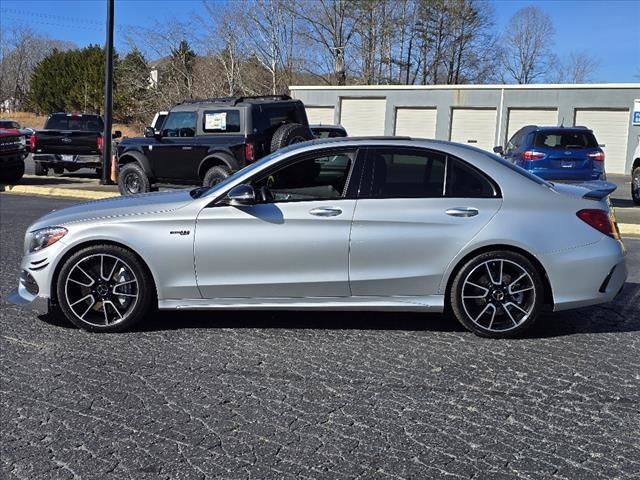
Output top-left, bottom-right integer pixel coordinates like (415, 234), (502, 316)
(544, 237), (627, 312)
(33, 154), (101, 168)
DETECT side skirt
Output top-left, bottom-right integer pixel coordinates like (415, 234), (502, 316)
(158, 295), (445, 312)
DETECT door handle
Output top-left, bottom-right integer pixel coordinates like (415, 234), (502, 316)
(309, 207), (343, 217)
(445, 207), (479, 218)
(182, 146), (193, 150)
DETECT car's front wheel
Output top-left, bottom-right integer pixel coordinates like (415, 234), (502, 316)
(632, 166), (640, 206)
(118, 163), (151, 195)
(450, 250), (543, 338)
(56, 245), (154, 332)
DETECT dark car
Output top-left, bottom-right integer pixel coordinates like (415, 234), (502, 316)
(494, 125), (606, 182)
(116, 95), (313, 195)
(0, 128), (26, 184)
(310, 124), (348, 138)
(31, 113), (120, 176)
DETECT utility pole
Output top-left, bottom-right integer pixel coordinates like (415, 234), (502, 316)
(101, 0), (114, 185)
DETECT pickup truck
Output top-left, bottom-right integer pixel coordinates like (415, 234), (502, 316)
(30, 112), (120, 176)
(0, 128), (26, 184)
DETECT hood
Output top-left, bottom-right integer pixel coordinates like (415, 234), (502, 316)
(29, 190), (194, 231)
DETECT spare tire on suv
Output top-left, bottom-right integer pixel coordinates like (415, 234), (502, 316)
(270, 123), (313, 153)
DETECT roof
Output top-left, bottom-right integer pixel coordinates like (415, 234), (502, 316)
(290, 83), (640, 91)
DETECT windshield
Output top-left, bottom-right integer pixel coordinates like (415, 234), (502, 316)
(191, 143), (306, 199)
(0, 120), (20, 129)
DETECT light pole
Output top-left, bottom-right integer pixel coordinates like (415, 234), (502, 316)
(101, 0), (114, 185)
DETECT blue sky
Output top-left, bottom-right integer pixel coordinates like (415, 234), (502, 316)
(1, 0), (638, 82)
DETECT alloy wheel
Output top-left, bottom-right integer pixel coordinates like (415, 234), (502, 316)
(461, 259), (536, 333)
(64, 254), (139, 327)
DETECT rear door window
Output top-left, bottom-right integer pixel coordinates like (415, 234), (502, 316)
(533, 130), (598, 149)
(446, 158), (498, 198)
(365, 147), (447, 198)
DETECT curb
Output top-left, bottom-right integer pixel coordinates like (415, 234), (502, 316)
(1, 184), (119, 200)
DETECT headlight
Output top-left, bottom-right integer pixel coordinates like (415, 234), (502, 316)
(19, 136), (26, 147)
(27, 227), (67, 253)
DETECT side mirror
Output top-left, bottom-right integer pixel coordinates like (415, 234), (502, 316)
(144, 126), (156, 138)
(112, 130), (122, 139)
(226, 184), (255, 205)
(493, 146), (504, 155)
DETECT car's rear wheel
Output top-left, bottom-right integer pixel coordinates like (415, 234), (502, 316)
(270, 123), (314, 153)
(56, 245), (154, 332)
(632, 166), (640, 206)
(203, 165), (231, 188)
(118, 163), (150, 195)
(450, 251), (543, 338)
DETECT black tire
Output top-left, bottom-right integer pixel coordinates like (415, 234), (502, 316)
(203, 165), (231, 188)
(270, 123), (314, 153)
(55, 244), (154, 332)
(0, 162), (25, 184)
(53, 166), (65, 174)
(118, 162), (151, 195)
(450, 250), (544, 339)
(632, 166), (640, 206)
(34, 162), (47, 176)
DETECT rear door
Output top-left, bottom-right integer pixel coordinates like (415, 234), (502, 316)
(349, 147), (502, 296)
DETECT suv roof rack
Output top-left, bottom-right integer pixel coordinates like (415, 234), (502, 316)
(179, 95), (293, 106)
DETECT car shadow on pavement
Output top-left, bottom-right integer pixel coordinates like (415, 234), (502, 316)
(37, 282), (639, 337)
(612, 198), (636, 209)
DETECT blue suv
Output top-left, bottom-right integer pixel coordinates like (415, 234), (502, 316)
(494, 126), (606, 181)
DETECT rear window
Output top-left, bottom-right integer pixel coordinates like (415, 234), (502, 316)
(45, 115), (103, 131)
(203, 110), (241, 133)
(252, 105), (305, 134)
(533, 130), (598, 149)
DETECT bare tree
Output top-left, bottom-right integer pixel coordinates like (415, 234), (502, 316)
(500, 6), (554, 84)
(294, 0), (359, 85)
(0, 25), (74, 111)
(564, 52), (600, 83)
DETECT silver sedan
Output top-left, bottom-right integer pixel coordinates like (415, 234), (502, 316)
(9, 138), (627, 338)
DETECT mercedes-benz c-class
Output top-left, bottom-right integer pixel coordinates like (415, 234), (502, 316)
(9, 138), (627, 338)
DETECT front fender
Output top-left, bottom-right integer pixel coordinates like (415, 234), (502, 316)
(118, 149), (153, 177)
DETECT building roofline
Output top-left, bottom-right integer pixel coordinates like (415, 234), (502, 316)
(289, 83), (640, 91)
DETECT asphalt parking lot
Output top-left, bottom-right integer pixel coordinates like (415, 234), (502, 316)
(1, 194), (639, 479)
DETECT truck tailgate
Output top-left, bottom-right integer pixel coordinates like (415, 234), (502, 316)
(34, 130), (100, 155)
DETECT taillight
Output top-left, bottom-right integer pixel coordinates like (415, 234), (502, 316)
(577, 209), (619, 239)
(588, 151), (605, 162)
(244, 143), (255, 163)
(522, 150), (546, 161)
(29, 133), (36, 152)
(97, 135), (103, 152)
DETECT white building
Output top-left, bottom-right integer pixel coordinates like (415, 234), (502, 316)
(291, 84), (640, 175)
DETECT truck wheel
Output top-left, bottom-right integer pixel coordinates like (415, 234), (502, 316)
(270, 123), (313, 153)
(0, 162), (25, 184)
(53, 166), (64, 174)
(34, 162), (47, 176)
(203, 165), (231, 188)
(118, 163), (150, 195)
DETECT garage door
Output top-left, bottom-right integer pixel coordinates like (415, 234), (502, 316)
(340, 98), (386, 136)
(395, 108), (437, 138)
(305, 106), (335, 125)
(450, 108), (497, 152)
(506, 108), (558, 142)
(574, 109), (629, 174)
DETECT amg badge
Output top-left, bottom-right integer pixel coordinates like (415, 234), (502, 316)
(169, 230), (190, 236)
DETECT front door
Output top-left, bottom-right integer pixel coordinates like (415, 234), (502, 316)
(349, 147), (503, 296)
(194, 148), (359, 298)
(152, 111), (199, 180)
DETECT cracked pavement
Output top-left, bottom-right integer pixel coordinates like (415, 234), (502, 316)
(1, 194), (639, 479)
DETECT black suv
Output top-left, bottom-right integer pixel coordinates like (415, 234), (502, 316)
(116, 95), (313, 194)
